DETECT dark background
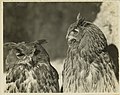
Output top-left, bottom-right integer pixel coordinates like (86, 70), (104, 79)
(3, 2), (101, 60)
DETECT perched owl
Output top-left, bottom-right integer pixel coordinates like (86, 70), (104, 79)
(4, 40), (59, 93)
(62, 13), (119, 92)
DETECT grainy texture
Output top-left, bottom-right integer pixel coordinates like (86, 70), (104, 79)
(3, 2), (101, 60)
(4, 40), (59, 93)
(94, 2), (119, 47)
(62, 13), (118, 93)
(94, 1), (119, 82)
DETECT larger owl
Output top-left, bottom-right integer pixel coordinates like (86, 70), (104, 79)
(4, 40), (59, 93)
(62, 13), (119, 92)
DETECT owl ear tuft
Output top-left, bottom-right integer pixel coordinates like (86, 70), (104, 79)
(4, 42), (17, 49)
(77, 13), (81, 21)
(34, 39), (47, 45)
(76, 13), (85, 26)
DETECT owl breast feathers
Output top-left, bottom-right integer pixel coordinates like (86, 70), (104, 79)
(62, 13), (119, 92)
(4, 40), (59, 93)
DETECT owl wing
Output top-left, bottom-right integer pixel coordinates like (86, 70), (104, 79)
(5, 62), (59, 93)
(105, 44), (119, 81)
(49, 64), (59, 92)
(33, 62), (59, 93)
(89, 51), (118, 92)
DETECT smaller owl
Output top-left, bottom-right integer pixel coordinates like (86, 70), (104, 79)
(4, 40), (59, 93)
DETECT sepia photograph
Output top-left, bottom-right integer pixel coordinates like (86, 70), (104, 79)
(2, 1), (119, 93)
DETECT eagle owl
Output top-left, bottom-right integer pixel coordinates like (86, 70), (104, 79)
(4, 40), (59, 93)
(62, 13), (119, 92)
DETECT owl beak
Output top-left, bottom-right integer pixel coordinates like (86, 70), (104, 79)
(67, 35), (77, 44)
(67, 36), (75, 42)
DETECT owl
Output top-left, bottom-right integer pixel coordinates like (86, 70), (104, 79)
(4, 40), (59, 93)
(62, 13), (119, 92)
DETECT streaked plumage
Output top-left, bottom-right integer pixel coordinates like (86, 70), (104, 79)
(4, 40), (59, 93)
(62, 13), (119, 92)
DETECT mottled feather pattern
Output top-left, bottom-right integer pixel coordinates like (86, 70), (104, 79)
(5, 62), (59, 93)
(63, 50), (118, 92)
(62, 14), (118, 92)
(5, 40), (59, 93)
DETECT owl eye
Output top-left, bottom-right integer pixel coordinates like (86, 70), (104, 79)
(16, 49), (25, 57)
(16, 53), (25, 57)
(72, 28), (79, 34)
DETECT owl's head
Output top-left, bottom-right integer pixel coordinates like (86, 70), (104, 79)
(66, 13), (86, 48)
(66, 13), (107, 53)
(5, 40), (49, 66)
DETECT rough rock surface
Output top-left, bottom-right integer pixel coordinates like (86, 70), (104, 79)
(94, 2), (119, 48)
